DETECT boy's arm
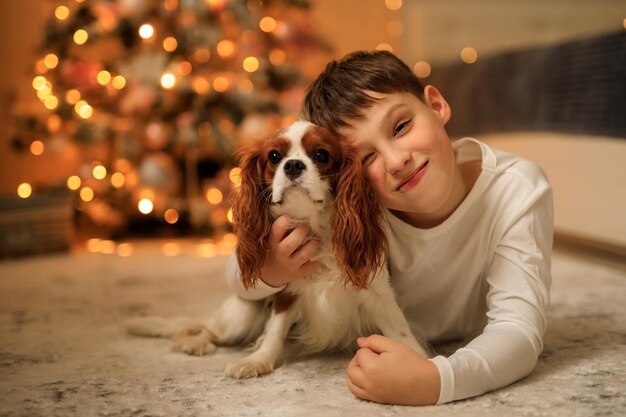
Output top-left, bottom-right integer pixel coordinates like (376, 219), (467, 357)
(433, 180), (553, 403)
(225, 215), (322, 300)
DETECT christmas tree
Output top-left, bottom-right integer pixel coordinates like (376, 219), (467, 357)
(11, 0), (331, 240)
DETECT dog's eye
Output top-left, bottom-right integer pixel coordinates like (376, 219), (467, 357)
(268, 150), (283, 165)
(313, 149), (330, 164)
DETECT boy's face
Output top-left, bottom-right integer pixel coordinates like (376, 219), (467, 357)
(337, 87), (464, 226)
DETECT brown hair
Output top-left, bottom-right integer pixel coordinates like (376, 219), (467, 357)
(301, 50), (425, 134)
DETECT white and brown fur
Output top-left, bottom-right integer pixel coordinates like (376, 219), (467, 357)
(126, 121), (429, 378)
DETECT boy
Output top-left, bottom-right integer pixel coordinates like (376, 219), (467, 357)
(226, 50), (553, 405)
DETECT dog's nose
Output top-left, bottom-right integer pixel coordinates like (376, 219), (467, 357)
(283, 159), (306, 180)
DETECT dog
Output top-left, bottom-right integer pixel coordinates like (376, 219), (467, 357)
(126, 121), (429, 378)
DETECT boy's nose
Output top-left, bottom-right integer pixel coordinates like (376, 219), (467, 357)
(383, 150), (410, 174)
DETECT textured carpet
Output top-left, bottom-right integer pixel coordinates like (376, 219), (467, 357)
(0, 243), (624, 417)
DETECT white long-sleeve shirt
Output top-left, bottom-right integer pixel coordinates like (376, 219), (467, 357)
(226, 138), (553, 404)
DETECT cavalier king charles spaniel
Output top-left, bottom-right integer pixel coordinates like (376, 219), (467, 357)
(127, 121), (429, 378)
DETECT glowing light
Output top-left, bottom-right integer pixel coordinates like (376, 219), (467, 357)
(375, 43), (394, 52)
(66, 89), (81, 104)
(213, 76), (229, 92)
(227, 208), (234, 224)
(116, 243), (134, 257)
(73, 29), (88, 45)
(93, 165), (107, 180)
(160, 72), (176, 89)
(76, 102), (93, 119)
(205, 0), (225, 8)
(179, 61), (192, 75)
(269, 49), (286, 66)
(385, 0), (403, 11)
(30, 140), (44, 156)
(111, 172), (125, 188)
(164, 208), (179, 224)
(194, 48), (211, 63)
(86, 238), (102, 253)
(112, 75), (126, 89)
(37, 87), (52, 99)
(162, 242), (181, 257)
(461, 47), (478, 64)
(80, 186), (94, 202)
(97, 70), (112, 85)
(413, 61), (432, 78)
(206, 188), (223, 204)
(48, 115), (62, 132)
(164, 0), (179, 11)
(163, 36), (178, 52)
(55, 5), (70, 20)
(259, 16), (277, 32)
(138, 198), (154, 214)
(100, 240), (116, 255)
(198, 242), (217, 258)
(216, 40), (236, 58)
(32, 76), (47, 90)
(238, 79), (253, 93)
(138, 23), (155, 40)
(242, 56), (260, 73)
(229, 167), (241, 185)
(35, 60), (48, 74)
(192, 76), (210, 95)
(67, 175), (81, 190)
(44, 96), (59, 110)
(387, 20), (404, 37)
(43, 54), (59, 69)
(17, 183), (32, 199)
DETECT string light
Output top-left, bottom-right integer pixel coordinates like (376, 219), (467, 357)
(198, 242), (217, 258)
(138, 198), (154, 214)
(138, 23), (155, 40)
(269, 49), (286, 66)
(192, 76), (210, 94)
(111, 172), (125, 188)
(259, 16), (277, 32)
(385, 0), (403, 11)
(375, 43), (393, 52)
(242, 56), (259, 72)
(116, 243), (134, 257)
(73, 29), (88, 45)
(111, 75), (126, 89)
(93, 165), (107, 180)
(387, 20), (404, 37)
(461, 47), (478, 64)
(179, 61), (192, 75)
(164, 0), (179, 11)
(213, 76), (229, 92)
(17, 183), (32, 199)
(163, 36), (178, 52)
(164, 208), (179, 224)
(32, 76), (47, 90)
(206, 187), (223, 204)
(66, 89), (81, 104)
(413, 61), (431, 78)
(160, 72), (176, 89)
(55, 5), (70, 20)
(216, 40), (235, 58)
(162, 242), (181, 257)
(30, 140), (44, 156)
(43, 54), (59, 69)
(80, 186), (94, 202)
(43, 96), (59, 110)
(226, 208), (234, 224)
(67, 175), (81, 190)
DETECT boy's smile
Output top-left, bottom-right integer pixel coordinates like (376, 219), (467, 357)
(337, 87), (471, 229)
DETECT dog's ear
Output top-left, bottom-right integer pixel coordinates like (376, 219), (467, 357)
(231, 145), (272, 289)
(331, 144), (387, 290)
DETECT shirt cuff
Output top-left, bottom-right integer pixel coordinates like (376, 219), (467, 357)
(430, 355), (455, 404)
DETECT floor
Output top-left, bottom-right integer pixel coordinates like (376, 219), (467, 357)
(0, 242), (624, 417)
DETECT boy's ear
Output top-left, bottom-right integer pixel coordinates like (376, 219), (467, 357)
(424, 85), (452, 125)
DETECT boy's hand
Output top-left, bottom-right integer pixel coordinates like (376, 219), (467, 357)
(346, 334), (441, 406)
(260, 215), (321, 287)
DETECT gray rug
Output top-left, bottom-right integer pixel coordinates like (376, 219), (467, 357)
(0, 244), (624, 417)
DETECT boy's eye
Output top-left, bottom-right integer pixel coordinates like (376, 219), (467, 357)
(394, 120), (410, 136)
(362, 153), (375, 165)
(268, 150), (283, 164)
(312, 149), (330, 163)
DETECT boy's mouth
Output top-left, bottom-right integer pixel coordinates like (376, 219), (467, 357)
(396, 161), (429, 192)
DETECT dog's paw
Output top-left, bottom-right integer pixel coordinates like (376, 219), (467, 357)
(171, 325), (217, 356)
(224, 360), (273, 378)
